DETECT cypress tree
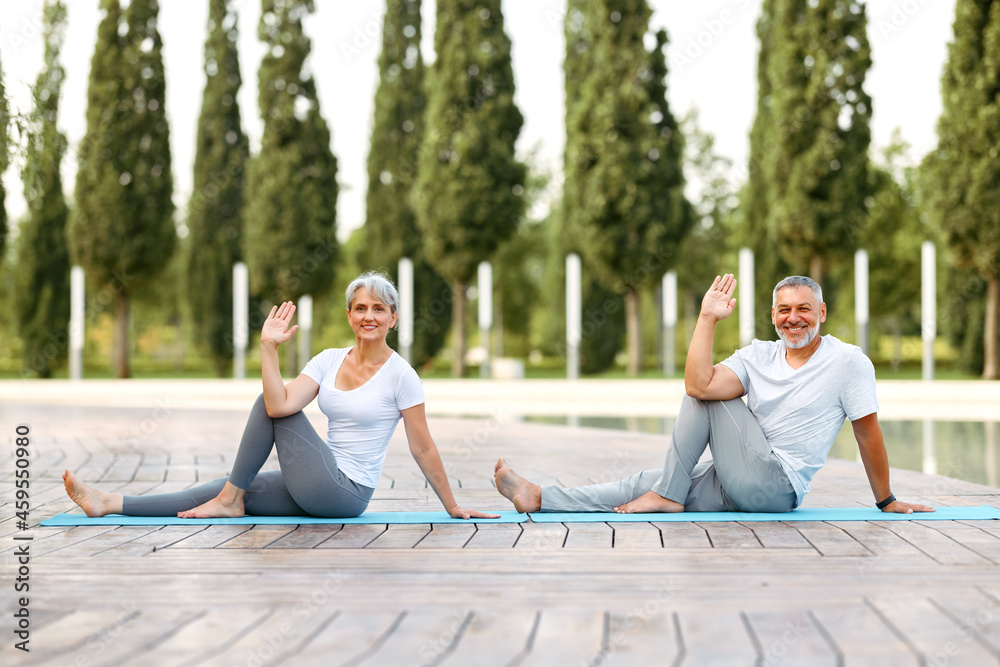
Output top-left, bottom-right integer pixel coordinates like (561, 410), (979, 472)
(14, 0), (71, 378)
(563, 1), (692, 375)
(187, 0), (249, 377)
(245, 0), (338, 310)
(922, 0), (1000, 379)
(69, 0), (175, 378)
(755, 0), (873, 288)
(412, 0), (525, 377)
(364, 0), (449, 368)
(0, 52), (9, 262)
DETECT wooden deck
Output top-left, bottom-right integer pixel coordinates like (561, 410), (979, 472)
(3, 402), (1000, 666)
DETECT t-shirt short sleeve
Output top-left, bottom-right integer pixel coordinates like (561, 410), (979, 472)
(394, 364), (425, 411)
(840, 347), (879, 421)
(301, 348), (337, 384)
(720, 345), (753, 397)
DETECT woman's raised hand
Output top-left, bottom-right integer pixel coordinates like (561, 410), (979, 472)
(701, 274), (737, 322)
(261, 301), (299, 348)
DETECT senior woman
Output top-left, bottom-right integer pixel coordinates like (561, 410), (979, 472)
(63, 271), (497, 520)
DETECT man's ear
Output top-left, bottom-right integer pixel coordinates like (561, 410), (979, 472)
(820, 303), (827, 323)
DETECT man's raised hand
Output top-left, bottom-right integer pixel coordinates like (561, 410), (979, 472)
(701, 274), (738, 322)
(261, 301), (299, 348)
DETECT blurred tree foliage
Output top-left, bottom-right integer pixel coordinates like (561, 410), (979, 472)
(363, 0), (450, 370)
(69, 0), (175, 378)
(745, 0), (872, 310)
(14, 0), (71, 379)
(186, 0), (249, 377)
(0, 51), (8, 263)
(412, 0), (525, 377)
(922, 0), (1000, 379)
(245, 0), (338, 304)
(562, 0), (692, 375)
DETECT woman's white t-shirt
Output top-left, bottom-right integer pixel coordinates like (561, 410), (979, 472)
(301, 347), (424, 488)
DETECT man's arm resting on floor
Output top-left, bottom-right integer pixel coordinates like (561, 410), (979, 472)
(852, 413), (935, 513)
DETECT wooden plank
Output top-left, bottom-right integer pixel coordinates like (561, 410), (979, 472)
(463, 523), (522, 549)
(266, 524), (343, 549)
(288, 611), (404, 664)
(612, 522), (662, 549)
(366, 524), (432, 549)
(124, 607), (272, 665)
(163, 524), (254, 549)
(867, 596), (999, 666)
(915, 520), (1000, 564)
(676, 610), (759, 665)
(961, 519), (1000, 540)
(70, 608), (206, 667)
(563, 522), (613, 548)
(872, 521), (990, 566)
(514, 522), (567, 551)
(743, 609), (839, 666)
(223, 607), (340, 666)
(810, 602), (920, 665)
(744, 522), (814, 549)
(217, 525), (298, 549)
(28, 609), (141, 662)
(697, 522), (761, 549)
(94, 525), (209, 557)
(826, 521), (928, 558)
(600, 611), (682, 665)
(353, 609), (472, 665)
(38, 526), (163, 558)
(315, 524), (386, 549)
(783, 522), (871, 557)
(414, 523), (477, 549)
(439, 610), (541, 666)
(518, 609), (606, 665)
(928, 590), (1000, 657)
(653, 522), (711, 548)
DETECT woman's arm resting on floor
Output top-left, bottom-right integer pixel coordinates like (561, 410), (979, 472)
(401, 404), (501, 519)
(852, 412), (935, 513)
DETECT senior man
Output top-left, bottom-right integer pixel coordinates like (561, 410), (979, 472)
(495, 274), (933, 515)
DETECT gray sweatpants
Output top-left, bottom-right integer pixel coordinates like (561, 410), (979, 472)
(122, 394), (374, 517)
(541, 395), (797, 513)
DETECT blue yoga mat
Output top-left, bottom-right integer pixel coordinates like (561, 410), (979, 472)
(40, 510), (527, 526)
(527, 505), (1000, 522)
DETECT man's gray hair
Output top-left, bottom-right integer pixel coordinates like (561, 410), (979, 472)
(345, 271), (400, 315)
(772, 276), (823, 306)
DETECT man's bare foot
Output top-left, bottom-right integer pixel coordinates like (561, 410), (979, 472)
(614, 490), (684, 514)
(63, 470), (122, 517)
(177, 483), (245, 518)
(494, 458), (541, 513)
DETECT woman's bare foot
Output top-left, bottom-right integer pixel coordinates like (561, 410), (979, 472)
(177, 482), (245, 519)
(63, 470), (122, 517)
(614, 490), (684, 514)
(494, 458), (541, 513)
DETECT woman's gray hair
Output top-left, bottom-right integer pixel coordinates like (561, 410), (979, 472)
(345, 271), (400, 316)
(772, 276), (823, 306)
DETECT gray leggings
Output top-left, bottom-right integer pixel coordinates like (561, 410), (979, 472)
(122, 394), (374, 517)
(541, 395), (797, 513)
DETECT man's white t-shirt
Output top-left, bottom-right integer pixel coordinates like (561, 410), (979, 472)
(302, 347), (425, 488)
(720, 335), (879, 504)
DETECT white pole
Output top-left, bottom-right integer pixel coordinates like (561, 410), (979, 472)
(478, 261), (493, 378)
(398, 257), (414, 364)
(662, 270), (677, 376)
(855, 249), (869, 354)
(233, 262), (248, 380)
(921, 241), (936, 381)
(738, 248), (755, 347)
(566, 254), (582, 380)
(69, 266), (85, 380)
(298, 294), (313, 365)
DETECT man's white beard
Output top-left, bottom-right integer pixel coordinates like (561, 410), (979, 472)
(776, 323), (819, 350)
